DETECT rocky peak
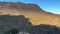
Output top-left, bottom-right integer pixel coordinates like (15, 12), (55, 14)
(0, 2), (42, 11)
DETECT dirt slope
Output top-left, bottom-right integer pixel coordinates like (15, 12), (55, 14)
(0, 2), (60, 27)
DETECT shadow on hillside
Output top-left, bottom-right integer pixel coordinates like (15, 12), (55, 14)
(0, 15), (60, 34)
(0, 15), (32, 34)
(27, 24), (60, 34)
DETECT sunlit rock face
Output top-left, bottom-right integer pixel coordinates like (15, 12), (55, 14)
(0, 2), (60, 27)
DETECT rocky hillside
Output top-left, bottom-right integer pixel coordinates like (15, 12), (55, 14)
(0, 2), (41, 11)
(0, 2), (60, 27)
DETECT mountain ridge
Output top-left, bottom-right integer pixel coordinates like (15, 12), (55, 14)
(0, 2), (60, 27)
(0, 2), (42, 11)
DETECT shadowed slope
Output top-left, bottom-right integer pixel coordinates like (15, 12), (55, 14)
(0, 15), (32, 34)
(0, 15), (60, 34)
(27, 24), (60, 34)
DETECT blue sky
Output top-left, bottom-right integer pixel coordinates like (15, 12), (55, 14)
(0, 0), (60, 14)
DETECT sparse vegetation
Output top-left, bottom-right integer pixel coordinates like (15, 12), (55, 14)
(4, 28), (19, 34)
(0, 15), (60, 34)
(27, 24), (60, 34)
(0, 15), (32, 34)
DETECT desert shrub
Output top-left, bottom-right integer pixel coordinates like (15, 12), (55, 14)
(27, 24), (60, 34)
(4, 28), (19, 34)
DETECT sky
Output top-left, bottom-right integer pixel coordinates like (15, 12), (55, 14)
(0, 0), (60, 14)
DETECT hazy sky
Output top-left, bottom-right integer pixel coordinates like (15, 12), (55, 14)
(0, 0), (60, 14)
